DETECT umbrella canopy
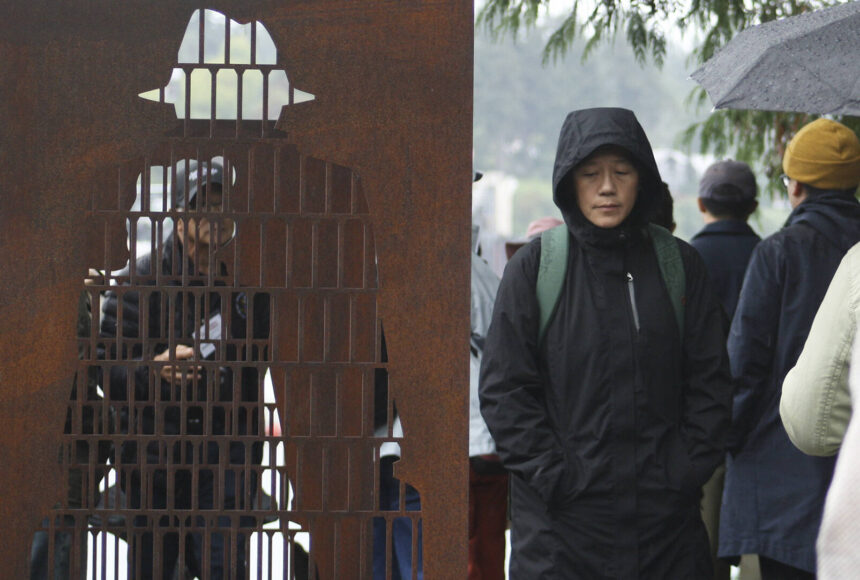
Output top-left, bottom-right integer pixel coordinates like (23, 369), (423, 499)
(692, 1), (860, 116)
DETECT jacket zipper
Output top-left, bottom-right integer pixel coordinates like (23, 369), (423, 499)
(626, 272), (640, 333)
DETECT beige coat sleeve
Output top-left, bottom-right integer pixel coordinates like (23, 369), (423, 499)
(780, 244), (860, 456)
(817, 331), (860, 578)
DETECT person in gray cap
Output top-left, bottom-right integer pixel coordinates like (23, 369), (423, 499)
(689, 160), (761, 580)
(99, 158), (269, 579)
(690, 160), (761, 322)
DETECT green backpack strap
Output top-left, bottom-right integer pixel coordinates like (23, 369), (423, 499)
(537, 223), (685, 345)
(537, 225), (569, 343)
(648, 223), (685, 341)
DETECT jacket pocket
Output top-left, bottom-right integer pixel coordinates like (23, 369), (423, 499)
(664, 431), (699, 498)
(550, 450), (587, 508)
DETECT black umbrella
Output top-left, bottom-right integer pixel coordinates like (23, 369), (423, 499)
(692, 1), (860, 116)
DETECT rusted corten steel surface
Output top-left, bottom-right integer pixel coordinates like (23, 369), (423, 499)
(0, 2), (472, 577)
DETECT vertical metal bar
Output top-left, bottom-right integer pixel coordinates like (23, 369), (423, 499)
(183, 66), (192, 135)
(224, 11), (231, 66)
(250, 19), (257, 66)
(262, 69), (270, 137)
(197, 8), (205, 64)
(236, 68), (244, 136)
(223, 155), (231, 231)
(210, 68), (217, 136)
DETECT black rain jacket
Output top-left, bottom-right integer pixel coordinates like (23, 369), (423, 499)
(479, 108), (732, 579)
(99, 235), (269, 468)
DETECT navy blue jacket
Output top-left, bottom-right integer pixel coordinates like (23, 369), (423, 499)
(690, 220), (760, 321)
(719, 192), (860, 572)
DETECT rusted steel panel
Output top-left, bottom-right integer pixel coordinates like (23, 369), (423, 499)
(0, 2), (472, 577)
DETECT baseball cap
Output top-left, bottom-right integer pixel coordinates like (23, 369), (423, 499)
(698, 160), (758, 202)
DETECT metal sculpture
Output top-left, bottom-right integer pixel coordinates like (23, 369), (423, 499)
(0, 3), (472, 577)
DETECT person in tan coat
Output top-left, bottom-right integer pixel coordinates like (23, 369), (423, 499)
(781, 240), (860, 455)
(781, 242), (860, 578)
(813, 322), (860, 579)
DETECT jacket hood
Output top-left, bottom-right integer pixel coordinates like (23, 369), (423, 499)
(788, 192), (860, 253)
(552, 108), (663, 240)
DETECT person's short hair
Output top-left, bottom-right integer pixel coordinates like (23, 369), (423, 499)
(701, 186), (757, 220)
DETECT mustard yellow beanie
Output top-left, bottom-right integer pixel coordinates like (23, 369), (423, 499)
(783, 118), (860, 190)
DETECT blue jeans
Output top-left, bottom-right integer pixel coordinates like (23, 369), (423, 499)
(373, 456), (423, 580)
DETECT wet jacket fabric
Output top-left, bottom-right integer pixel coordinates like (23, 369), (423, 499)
(781, 241), (860, 457)
(690, 220), (761, 320)
(479, 108), (732, 579)
(720, 192), (860, 572)
(816, 323), (860, 580)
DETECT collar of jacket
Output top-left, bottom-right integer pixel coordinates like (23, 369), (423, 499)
(564, 202), (645, 250)
(785, 191), (860, 253)
(691, 219), (758, 239)
(786, 191), (860, 226)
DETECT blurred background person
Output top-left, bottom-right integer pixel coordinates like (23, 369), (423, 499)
(688, 159), (760, 580)
(720, 119), (860, 579)
(782, 241), (860, 456)
(690, 160), (760, 321)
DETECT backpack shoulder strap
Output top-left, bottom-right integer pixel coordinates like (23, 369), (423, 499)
(537, 225), (569, 344)
(648, 223), (685, 341)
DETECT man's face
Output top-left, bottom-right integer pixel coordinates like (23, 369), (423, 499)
(572, 148), (639, 228)
(182, 184), (235, 247)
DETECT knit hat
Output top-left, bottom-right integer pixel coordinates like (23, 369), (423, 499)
(699, 160), (758, 202)
(783, 119), (860, 190)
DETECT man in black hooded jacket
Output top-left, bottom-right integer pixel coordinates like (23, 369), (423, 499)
(479, 107), (732, 579)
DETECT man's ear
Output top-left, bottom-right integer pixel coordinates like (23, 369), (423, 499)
(697, 198), (707, 214)
(789, 181), (808, 208)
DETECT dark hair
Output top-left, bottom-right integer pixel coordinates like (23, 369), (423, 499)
(651, 182), (675, 231)
(701, 184), (757, 220)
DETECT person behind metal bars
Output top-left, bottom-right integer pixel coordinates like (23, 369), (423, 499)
(99, 158), (270, 579)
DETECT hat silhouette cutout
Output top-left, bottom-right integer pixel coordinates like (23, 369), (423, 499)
(139, 8), (314, 121)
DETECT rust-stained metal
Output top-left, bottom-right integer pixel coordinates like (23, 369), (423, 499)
(0, 2), (473, 578)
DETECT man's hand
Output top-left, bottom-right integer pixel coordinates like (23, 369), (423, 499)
(154, 345), (202, 382)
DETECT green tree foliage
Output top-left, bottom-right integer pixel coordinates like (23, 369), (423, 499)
(477, 0), (860, 197)
(474, 22), (707, 181)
